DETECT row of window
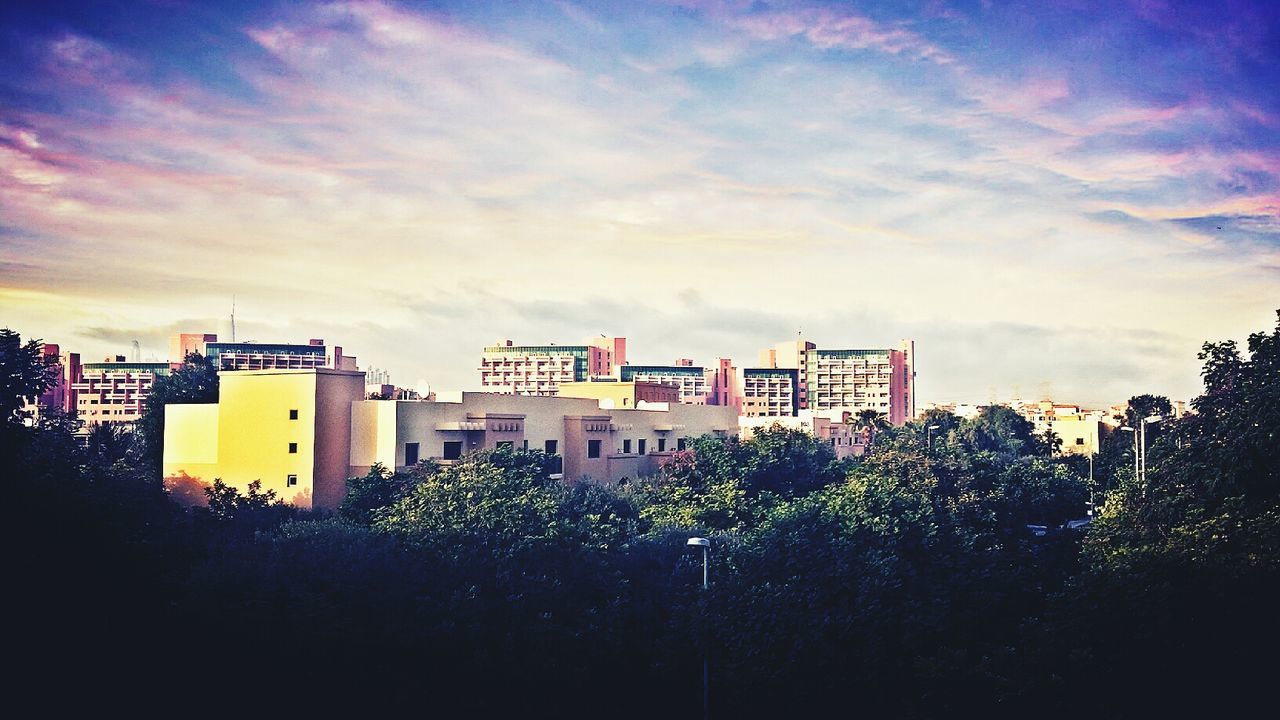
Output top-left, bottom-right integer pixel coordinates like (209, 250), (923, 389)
(403, 437), (688, 464)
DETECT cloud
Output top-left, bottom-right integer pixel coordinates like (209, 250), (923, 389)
(0, 0), (1275, 408)
(730, 6), (954, 64)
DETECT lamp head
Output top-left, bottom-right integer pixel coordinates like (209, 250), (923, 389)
(687, 537), (710, 548)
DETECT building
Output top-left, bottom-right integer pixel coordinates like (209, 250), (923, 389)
(738, 410), (868, 460)
(758, 338), (916, 425)
(618, 359), (739, 408)
(741, 368), (799, 418)
(1014, 400), (1105, 456)
(169, 332), (358, 372)
(620, 364), (712, 403)
(163, 367), (739, 509)
(170, 333), (217, 364)
(205, 338), (358, 371)
(479, 337), (625, 396)
(72, 357), (171, 426)
(163, 368), (366, 508)
(557, 379), (681, 408)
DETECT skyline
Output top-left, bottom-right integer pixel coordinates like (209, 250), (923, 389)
(2, 0), (1277, 407)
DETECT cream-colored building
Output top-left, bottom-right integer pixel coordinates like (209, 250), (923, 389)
(164, 368), (738, 509)
(556, 380), (681, 408)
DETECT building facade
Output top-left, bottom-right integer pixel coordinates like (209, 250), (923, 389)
(758, 338), (916, 425)
(556, 380), (681, 407)
(479, 337), (624, 396)
(72, 358), (171, 426)
(741, 368), (799, 418)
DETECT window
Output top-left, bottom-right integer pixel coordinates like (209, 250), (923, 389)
(287, 474), (297, 487)
(637, 439), (646, 455)
(523, 439), (529, 450)
(677, 438), (687, 451)
(657, 438), (666, 452)
(288, 442), (298, 454)
(496, 440), (514, 450)
(545, 440), (557, 455)
(443, 441), (463, 460)
(1075, 437), (1085, 445)
(405, 442), (420, 465)
(588, 439), (601, 458)
(623, 439), (632, 454)
(289, 409), (298, 420)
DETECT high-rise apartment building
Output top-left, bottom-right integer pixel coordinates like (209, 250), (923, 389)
(479, 337), (624, 396)
(72, 357), (171, 426)
(758, 338), (916, 425)
(741, 368), (799, 417)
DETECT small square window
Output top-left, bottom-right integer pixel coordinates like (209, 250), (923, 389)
(288, 442), (298, 454)
(545, 440), (557, 455)
(287, 474), (298, 487)
(443, 441), (463, 460)
(289, 409), (298, 420)
(588, 439), (602, 458)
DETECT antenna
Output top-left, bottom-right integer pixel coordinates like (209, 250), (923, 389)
(131, 339), (140, 362)
(231, 295), (237, 343)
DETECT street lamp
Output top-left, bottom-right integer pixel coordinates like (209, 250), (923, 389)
(1120, 426), (1137, 482)
(927, 424), (941, 451)
(687, 537), (711, 720)
(691, 532), (711, 589)
(1139, 414), (1162, 483)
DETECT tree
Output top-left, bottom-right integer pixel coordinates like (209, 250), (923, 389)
(961, 405), (1041, 456)
(0, 329), (58, 425)
(1122, 393), (1173, 427)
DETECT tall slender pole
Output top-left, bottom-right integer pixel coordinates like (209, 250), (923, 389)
(702, 544), (709, 720)
(702, 546), (708, 590)
(1141, 420), (1152, 481)
(1132, 426), (1139, 483)
(1088, 452), (1095, 516)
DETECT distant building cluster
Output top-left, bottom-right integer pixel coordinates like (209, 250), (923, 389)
(31, 332), (363, 432)
(478, 335), (917, 426)
(29, 325), (928, 509)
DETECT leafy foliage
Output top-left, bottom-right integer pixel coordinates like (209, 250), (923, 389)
(0, 328), (58, 425)
(8, 313), (1279, 713)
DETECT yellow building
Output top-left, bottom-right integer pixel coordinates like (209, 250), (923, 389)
(163, 368), (365, 509)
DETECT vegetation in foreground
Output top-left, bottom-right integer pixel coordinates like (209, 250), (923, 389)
(4, 314), (1278, 715)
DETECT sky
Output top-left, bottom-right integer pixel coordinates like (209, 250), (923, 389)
(2, 0), (1277, 407)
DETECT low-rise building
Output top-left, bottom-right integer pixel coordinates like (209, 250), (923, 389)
(163, 368), (739, 509)
(556, 379), (681, 408)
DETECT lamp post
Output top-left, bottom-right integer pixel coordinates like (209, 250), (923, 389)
(687, 537), (711, 720)
(1140, 415), (1162, 483)
(687, 537), (709, 590)
(927, 424), (941, 451)
(1120, 426), (1137, 482)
